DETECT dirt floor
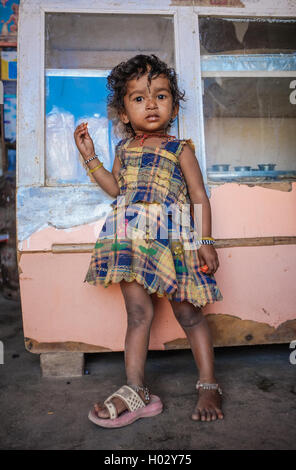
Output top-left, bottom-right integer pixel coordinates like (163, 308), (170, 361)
(0, 292), (296, 450)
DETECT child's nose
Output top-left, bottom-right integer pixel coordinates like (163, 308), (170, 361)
(146, 97), (157, 109)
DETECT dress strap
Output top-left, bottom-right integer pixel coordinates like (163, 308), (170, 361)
(175, 138), (196, 157)
(115, 137), (132, 151)
(115, 137), (133, 164)
(122, 136), (134, 149)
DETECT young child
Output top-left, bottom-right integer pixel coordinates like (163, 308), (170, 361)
(74, 54), (224, 428)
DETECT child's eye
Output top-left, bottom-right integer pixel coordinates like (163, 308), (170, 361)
(134, 96), (143, 102)
(157, 94), (166, 100)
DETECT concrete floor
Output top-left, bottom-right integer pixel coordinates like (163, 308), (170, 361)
(0, 292), (296, 450)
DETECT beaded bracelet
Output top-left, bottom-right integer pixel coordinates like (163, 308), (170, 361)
(89, 161), (103, 173)
(198, 237), (215, 245)
(199, 240), (214, 245)
(84, 153), (98, 165)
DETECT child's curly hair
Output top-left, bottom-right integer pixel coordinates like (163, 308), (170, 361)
(107, 54), (185, 136)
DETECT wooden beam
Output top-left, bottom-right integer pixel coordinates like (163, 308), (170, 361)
(49, 236), (296, 253)
(214, 236), (296, 248)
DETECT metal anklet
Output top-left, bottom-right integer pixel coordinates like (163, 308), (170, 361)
(129, 384), (150, 402)
(196, 380), (223, 396)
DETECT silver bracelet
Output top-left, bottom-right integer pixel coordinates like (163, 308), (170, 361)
(84, 153), (98, 165)
(198, 239), (215, 245)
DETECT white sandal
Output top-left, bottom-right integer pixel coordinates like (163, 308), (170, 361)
(88, 384), (163, 428)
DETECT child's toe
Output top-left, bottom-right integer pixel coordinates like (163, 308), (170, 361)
(192, 412), (199, 421)
(216, 408), (224, 419)
(210, 409), (218, 420)
(93, 403), (109, 418)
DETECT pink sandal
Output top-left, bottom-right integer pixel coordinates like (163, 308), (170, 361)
(88, 385), (163, 428)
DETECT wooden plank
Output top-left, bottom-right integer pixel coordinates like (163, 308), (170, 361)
(49, 236), (296, 253)
(214, 236), (296, 248)
(51, 243), (94, 253)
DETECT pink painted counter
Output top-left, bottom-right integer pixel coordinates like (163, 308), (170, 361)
(17, 183), (296, 352)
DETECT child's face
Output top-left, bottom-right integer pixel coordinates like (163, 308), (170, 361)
(120, 73), (178, 134)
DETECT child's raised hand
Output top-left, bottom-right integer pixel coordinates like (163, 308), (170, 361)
(74, 122), (95, 161)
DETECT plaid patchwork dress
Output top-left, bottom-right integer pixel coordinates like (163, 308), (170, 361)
(84, 137), (223, 308)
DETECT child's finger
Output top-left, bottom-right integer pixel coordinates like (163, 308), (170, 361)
(208, 262), (216, 274)
(74, 123), (88, 134)
(77, 127), (86, 134)
(83, 129), (92, 140)
(77, 128), (87, 137)
(78, 123), (89, 133)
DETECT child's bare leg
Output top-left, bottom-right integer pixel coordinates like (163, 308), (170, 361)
(94, 280), (155, 419)
(169, 299), (224, 422)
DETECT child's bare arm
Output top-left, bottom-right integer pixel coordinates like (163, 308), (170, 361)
(74, 123), (120, 198)
(179, 143), (219, 273)
(111, 154), (121, 184)
(88, 155), (121, 198)
(178, 143), (212, 238)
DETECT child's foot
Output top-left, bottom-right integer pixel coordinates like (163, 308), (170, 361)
(93, 387), (150, 419)
(192, 384), (224, 422)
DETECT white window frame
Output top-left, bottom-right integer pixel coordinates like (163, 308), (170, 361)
(17, 1), (206, 189)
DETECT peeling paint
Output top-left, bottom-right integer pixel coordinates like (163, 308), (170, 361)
(164, 314), (296, 348)
(24, 337), (112, 354)
(17, 186), (113, 241)
(246, 182), (293, 192)
(209, 181), (294, 193)
(23, 315), (296, 352)
(170, 0), (245, 6)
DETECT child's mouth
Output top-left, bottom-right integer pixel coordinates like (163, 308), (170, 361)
(146, 115), (160, 122)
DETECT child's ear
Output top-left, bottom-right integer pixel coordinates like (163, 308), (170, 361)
(119, 109), (130, 125)
(172, 103), (179, 120)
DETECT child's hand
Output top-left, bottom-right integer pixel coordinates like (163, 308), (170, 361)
(198, 245), (219, 274)
(74, 122), (95, 161)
